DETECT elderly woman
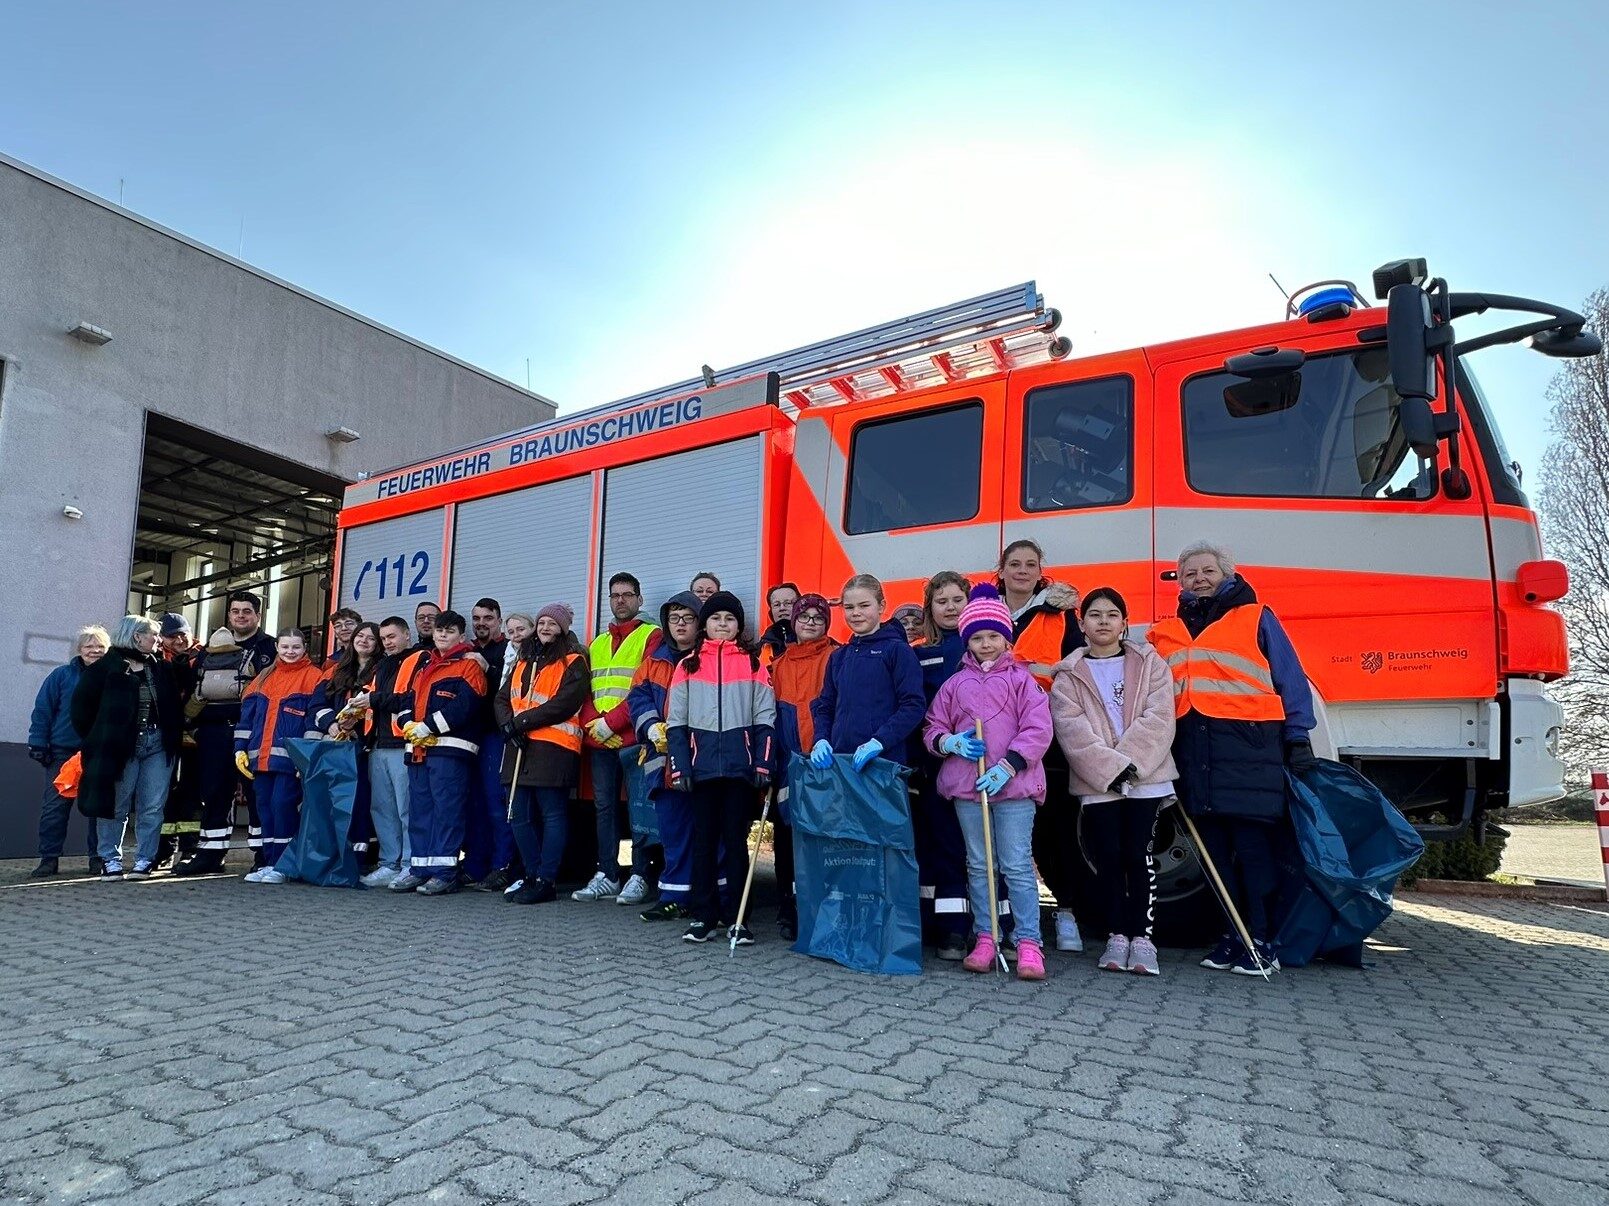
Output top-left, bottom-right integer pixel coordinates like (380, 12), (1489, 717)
(1147, 541), (1316, 975)
(27, 625), (111, 877)
(71, 616), (183, 880)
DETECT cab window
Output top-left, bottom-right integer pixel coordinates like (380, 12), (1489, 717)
(846, 401), (983, 534)
(1022, 376), (1133, 511)
(1181, 347), (1435, 500)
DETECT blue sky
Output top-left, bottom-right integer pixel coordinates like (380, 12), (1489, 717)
(3, 2), (1604, 480)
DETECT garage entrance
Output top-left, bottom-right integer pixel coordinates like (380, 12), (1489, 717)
(130, 413), (345, 648)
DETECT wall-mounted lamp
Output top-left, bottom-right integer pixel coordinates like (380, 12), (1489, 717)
(63, 505), (84, 520)
(325, 426), (361, 443)
(68, 322), (113, 346)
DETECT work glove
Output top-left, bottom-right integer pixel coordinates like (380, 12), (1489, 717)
(585, 717), (615, 745)
(234, 750), (255, 780)
(648, 722), (668, 753)
(501, 720), (519, 740)
(1284, 739), (1318, 773)
(754, 761), (772, 788)
(28, 745), (50, 765)
(851, 738), (883, 772)
(809, 739), (834, 769)
(975, 761), (1014, 796)
(938, 732), (987, 761)
(403, 721), (433, 745)
(1108, 764), (1140, 794)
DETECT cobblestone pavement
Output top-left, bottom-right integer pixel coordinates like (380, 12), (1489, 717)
(1501, 823), (1605, 887)
(3, 857), (1609, 1206)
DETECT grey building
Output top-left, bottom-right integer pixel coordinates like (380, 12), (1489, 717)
(0, 152), (555, 857)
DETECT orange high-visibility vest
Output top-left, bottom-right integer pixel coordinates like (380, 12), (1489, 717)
(1147, 604), (1285, 722)
(387, 651), (426, 740)
(510, 653), (583, 753)
(1015, 610), (1067, 690)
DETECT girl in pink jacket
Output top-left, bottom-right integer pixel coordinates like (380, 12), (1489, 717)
(922, 584), (1054, 980)
(1048, 587), (1179, 978)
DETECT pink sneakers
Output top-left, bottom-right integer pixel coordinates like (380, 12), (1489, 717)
(962, 933), (997, 973)
(1098, 934), (1131, 972)
(1016, 939), (1046, 980)
(1127, 936), (1160, 976)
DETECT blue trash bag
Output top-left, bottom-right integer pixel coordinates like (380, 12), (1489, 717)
(788, 752), (922, 976)
(1273, 760), (1425, 968)
(278, 739), (362, 888)
(624, 751), (660, 846)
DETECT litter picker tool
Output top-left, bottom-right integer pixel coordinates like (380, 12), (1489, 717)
(504, 741), (524, 823)
(975, 719), (1010, 975)
(730, 789), (773, 957)
(1171, 800), (1273, 980)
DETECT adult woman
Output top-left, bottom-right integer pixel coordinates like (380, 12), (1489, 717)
(495, 603), (589, 905)
(997, 538), (1086, 954)
(312, 621), (382, 864)
(71, 616), (182, 880)
(28, 625), (110, 877)
(1147, 541), (1316, 975)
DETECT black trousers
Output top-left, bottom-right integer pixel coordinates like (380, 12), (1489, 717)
(1082, 798), (1165, 939)
(688, 777), (758, 926)
(195, 723), (261, 856)
(1194, 814), (1278, 941)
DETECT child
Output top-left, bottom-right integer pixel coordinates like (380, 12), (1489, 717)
(235, 630), (330, 883)
(392, 610), (487, 896)
(1051, 587), (1178, 976)
(666, 591), (775, 945)
(912, 571), (973, 959)
(768, 592), (838, 940)
(922, 584), (1054, 980)
(809, 574), (925, 773)
(495, 602), (588, 905)
(628, 590), (706, 922)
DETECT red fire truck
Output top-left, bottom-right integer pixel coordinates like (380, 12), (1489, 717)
(336, 261), (1597, 932)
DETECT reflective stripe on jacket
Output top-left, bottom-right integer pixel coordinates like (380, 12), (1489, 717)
(509, 653), (584, 752)
(235, 660), (331, 773)
(585, 621), (658, 745)
(1148, 605), (1285, 722)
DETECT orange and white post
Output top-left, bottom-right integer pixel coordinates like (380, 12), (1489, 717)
(1595, 769), (1609, 901)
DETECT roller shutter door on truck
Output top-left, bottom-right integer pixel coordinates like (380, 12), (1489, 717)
(598, 436), (765, 630)
(449, 474), (594, 622)
(339, 508), (447, 613)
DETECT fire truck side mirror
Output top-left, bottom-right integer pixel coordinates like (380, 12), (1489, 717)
(1386, 283), (1436, 402)
(1398, 397), (1440, 461)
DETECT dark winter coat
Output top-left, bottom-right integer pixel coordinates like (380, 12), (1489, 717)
(1165, 574), (1314, 821)
(810, 620), (926, 767)
(70, 649), (181, 819)
(29, 658), (87, 758)
(495, 632), (589, 788)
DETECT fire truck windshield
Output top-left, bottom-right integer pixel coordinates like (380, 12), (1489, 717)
(1456, 363), (1527, 499)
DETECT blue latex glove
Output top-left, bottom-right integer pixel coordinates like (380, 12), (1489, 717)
(851, 738), (883, 771)
(939, 732), (987, 761)
(809, 739), (834, 769)
(975, 761), (1014, 796)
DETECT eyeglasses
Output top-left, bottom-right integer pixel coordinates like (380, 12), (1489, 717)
(609, 592), (640, 601)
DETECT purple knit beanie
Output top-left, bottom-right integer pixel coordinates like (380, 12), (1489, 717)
(958, 583), (1013, 645)
(535, 601), (574, 634)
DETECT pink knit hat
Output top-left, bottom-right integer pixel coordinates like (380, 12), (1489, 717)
(959, 583), (1013, 644)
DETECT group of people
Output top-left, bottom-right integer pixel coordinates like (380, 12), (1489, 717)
(27, 537), (1315, 978)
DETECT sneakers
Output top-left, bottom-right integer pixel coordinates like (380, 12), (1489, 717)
(641, 901), (688, 922)
(124, 861), (154, 881)
(1098, 934), (1131, 972)
(1126, 936), (1160, 977)
(507, 877), (556, 905)
(474, 868), (513, 893)
(727, 924), (755, 946)
(616, 874), (656, 906)
(388, 871), (428, 893)
(100, 859), (124, 880)
(682, 920), (718, 943)
(1053, 910), (1084, 953)
(244, 866), (286, 884)
(1230, 940), (1281, 977)
(419, 875), (461, 896)
(503, 878), (525, 896)
(1200, 934), (1244, 971)
(29, 858), (58, 879)
(571, 872), (621, 902)
(962, 933), (998, 973)
(360, 866), (400, 888)
(935, 933), (969, 962)
(1016, 939), (1046, 981)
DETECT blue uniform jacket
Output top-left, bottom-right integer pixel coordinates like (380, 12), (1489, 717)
(398, 645), (488, 760)
(29, 658), (86, 755)
(810, 620), (927, 766)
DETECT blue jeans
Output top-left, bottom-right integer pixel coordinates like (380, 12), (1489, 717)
(37, 754), (95, 860)
(511, 785), (569, 883)
(954, 798), (1041, 946)
(590, 747), (624, 880)
(368, 748), (411, 871)
(99, 730), (173, 867)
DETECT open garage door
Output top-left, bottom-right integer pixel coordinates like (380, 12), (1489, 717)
(132, 413), (346, 646)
